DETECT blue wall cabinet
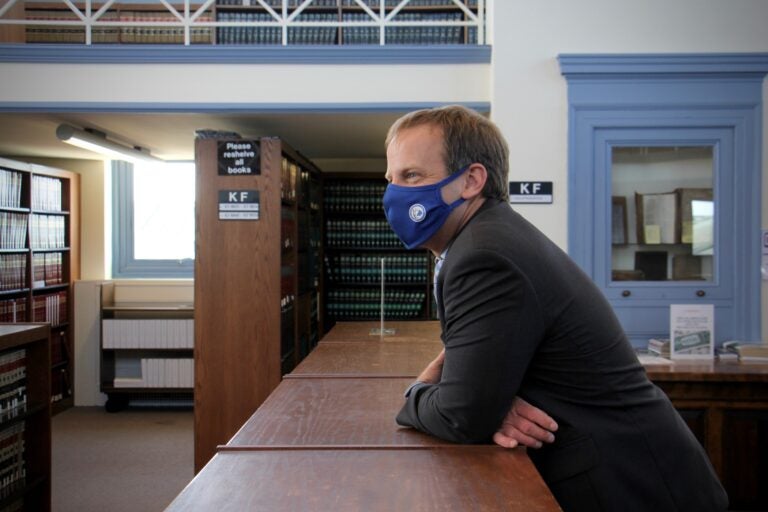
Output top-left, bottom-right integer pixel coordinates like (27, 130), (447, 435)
(560, 54), (768, 347)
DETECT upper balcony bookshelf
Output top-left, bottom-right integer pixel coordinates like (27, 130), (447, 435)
(0, 0), (485, 46)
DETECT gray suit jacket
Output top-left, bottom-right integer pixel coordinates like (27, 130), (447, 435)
(396, 199), (727, 511)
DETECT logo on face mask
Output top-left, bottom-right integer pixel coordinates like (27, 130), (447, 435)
(409, 204), (426, 222)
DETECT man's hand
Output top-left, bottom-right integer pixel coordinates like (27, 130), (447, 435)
(493, 397), (558, 449)
(417, 348), (445, 384)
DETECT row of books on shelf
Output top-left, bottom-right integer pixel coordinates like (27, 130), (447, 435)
(51, 367), (71, 404)
(25, 12), (213, 44)
(281, 157), (319, 206)
(32, 291), (68, 327)
(720, 341), (768, 363)
(0, 422), (25, 500)
(214, 0), (479, 7)
(326, 219), (403, 247)
(327, 288), (425, 319)
(217, 12), (337, 45)
(348, 11), (467, 44)
(0, 300), (25, 324)
(113, 357), (194, 388)
(324, 181), (385, 213)
(0, 170), (23, 210)
(50, 332), (70, 367)
(0, 252), (65, 291)
(32, 252), (63, 288)
(30, 214), (66, 250)
(646, 337), (768, 363)
(31, 175), (63, 212)
(326, 253), (427, 283)
(102, 319), (194, 349)
(280, 294), (295, 313)
(0, 349), (26, 423)
(0, 255), (26, 292)
(0, 212), (27, 250)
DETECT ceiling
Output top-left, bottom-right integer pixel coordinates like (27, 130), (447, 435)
(0, 111), (405, 163)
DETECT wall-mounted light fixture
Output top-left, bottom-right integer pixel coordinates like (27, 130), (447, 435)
(56, 124), (162, 164)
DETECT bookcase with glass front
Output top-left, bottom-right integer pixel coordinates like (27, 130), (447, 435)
(0, 157), (79, 415)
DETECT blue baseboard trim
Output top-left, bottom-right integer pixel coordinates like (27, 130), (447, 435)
(0, 44), (492, 64)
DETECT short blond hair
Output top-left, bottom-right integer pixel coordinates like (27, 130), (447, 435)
(386, 105), (509, 200)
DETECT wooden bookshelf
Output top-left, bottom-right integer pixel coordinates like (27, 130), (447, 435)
(98, 282), (194, 412)
(0, 323), (51, 512)
(0, 157), (80, 415)
(194, 135), (323, 471)
(322, 173), (434, 331)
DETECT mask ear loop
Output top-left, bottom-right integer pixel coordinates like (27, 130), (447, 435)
(439, 164), (472, 209)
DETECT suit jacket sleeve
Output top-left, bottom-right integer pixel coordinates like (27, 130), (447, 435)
(396, 248), (546, 443)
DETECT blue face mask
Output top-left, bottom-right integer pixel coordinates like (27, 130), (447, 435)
(383, 167), (468, 250)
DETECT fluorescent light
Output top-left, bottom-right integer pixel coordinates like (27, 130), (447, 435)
(56, 124), (162, 164)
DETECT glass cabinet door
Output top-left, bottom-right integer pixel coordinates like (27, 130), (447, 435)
(611, 146), (714, 284)
(590, 127), (738, 345)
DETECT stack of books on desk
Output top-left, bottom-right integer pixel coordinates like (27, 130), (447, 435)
(722, 341), (768, 363)
(647, 338), (671, 358)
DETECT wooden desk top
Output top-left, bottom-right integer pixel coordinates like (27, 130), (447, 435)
(288, 341), (441, 378)
(321, 321), (442, 343)
(225, 377), (446, 448)
(644, 360), (768, 382)
(166, 448), (561, 512)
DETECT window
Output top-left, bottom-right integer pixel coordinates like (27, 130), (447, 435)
(112, 160), (195, 278)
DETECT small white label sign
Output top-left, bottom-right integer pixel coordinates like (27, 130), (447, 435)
(509, 182), (553, 204)
(218, 190), (259, 220)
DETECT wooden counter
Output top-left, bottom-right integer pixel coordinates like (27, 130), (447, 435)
(287, 340), (441, 378)
(225, 377), (446, 447)
(643, 360), (768, 510)
(166, 448), (561, 512)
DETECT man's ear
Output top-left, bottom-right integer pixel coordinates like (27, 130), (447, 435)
(462, 163), (487, 199)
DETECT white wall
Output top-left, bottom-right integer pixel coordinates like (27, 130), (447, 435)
(0, 63), (490, 105)
(490, 0), (768, 248)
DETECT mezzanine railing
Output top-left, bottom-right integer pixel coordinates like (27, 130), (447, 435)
(0, 0), (485, 46)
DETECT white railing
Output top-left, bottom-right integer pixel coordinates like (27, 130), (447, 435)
(0, 0), (485, 46)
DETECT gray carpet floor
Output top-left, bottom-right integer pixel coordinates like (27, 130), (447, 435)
(52, 406), (194, 512)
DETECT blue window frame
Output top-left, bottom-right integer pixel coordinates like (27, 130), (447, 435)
(112, 160), (195, 278)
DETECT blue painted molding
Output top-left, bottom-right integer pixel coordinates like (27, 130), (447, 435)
(559, 53), (768, 78)
(0, 101), (491, 114)
(0, 44), (491, 64)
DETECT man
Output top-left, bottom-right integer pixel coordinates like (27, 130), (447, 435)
(384, 105), (727, 511)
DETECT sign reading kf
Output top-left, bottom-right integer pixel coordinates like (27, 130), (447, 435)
(509, 181), (553, 204)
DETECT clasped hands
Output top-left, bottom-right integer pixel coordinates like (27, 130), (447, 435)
(416, 348), (558, 449)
